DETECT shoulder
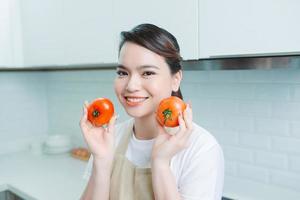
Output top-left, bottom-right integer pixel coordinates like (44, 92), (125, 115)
(172, 122), (225, 199)
(188, 122), (222, 152)
(190, 123), (220, 151)
(172, 122), (224, 171)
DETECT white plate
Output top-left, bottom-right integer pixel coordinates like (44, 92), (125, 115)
(43, 146), (72, 154)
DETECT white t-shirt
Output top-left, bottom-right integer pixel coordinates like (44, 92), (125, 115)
(83, 118), (224, 200)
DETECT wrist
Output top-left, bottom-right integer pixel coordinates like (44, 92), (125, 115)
(151, 158), (170, 171)
(93, 156), (114, 171)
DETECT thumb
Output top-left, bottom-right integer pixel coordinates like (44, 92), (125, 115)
(107, 114), (119, 134)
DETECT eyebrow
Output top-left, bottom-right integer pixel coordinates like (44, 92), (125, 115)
(117, 65), (160, 70)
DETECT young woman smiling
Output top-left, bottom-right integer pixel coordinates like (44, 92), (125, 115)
(80, 23), (224, 200)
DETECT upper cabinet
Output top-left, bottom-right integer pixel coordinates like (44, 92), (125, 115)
(3, 0), (299, 67)
(198, 0), (300, 58)
(112, 0), (199, 61)
(17, 0), (198, 66)
(0, 0), (23, 67)
(20, 0), (115, 66)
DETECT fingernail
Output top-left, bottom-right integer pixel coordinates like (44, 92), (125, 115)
(187, 100), (192, 108)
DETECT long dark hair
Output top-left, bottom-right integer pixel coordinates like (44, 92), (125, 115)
(118, 23), (183, 100)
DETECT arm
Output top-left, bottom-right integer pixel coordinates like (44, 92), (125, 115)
(79, 101), (117, 200)
(151, 160), (181, 200)
(152, 140), (224, 200)
(151, 103), (193, 200)
(81, 159), (112, 200)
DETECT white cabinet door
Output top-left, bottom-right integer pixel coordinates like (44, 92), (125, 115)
(113, 0), (198, 60)
(0, 0), (13, 67)
(199, 0), (300, 58)
(0, 0), (23, 67)
(20, 0), (116, 66)
(61, 0), (116, 64)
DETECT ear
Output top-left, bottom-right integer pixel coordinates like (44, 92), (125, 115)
(171, 70), (182, 92)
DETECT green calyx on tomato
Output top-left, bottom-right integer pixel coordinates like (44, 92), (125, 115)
(92, 109), (100, 118)
(162, 108), (173, 124)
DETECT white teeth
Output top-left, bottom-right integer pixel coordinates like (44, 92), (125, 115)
(126, 97), (147, 102)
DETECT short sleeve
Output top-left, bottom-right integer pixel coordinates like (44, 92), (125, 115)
(178, 141), (224, 200)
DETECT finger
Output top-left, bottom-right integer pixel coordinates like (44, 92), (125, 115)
(107, 114), (118, 134)
(157, 126), (172, 141)
(178, 105), (193, 141)
(155, 117), (167, 134)
(187, 100), (192, 109)
(84, 100), (89, 108)
(80, 103), (87, 126)
(183, 104), (193, 131)
(175, 112), (186, 139)
(80, 103), (92, 131)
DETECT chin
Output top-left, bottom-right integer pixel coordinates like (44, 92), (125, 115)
(125, 108), (153, 119)
(125, 109), (145, 118)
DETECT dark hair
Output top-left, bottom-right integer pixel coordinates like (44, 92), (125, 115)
(118, 23), (183, 100)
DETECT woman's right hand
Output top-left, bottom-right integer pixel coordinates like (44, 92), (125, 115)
(79, 101), (118, 163)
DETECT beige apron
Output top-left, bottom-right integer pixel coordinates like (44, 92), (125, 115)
(110, 122), (154, 200)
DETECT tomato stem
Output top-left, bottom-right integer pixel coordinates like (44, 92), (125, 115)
(92, 110), (100, 117)
(163, 108), (172, 124)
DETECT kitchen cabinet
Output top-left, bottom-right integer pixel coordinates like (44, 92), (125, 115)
(113, 0), (199, 60)
(20, 0), (116, 66)
(4, 0), (300, 67)
(198, 0), (300, 58)
(16, 0), (198, 67)
(0, 0), (23, 67)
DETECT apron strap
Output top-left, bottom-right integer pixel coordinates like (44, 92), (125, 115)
(115, 120), (134, 155)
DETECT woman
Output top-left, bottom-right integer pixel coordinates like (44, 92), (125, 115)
(80, 23), (224, 200)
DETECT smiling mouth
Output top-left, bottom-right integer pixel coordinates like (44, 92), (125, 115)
(124, 96), (149, 105)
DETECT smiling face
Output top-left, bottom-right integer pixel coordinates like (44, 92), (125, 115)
(114, 42), (182, 119)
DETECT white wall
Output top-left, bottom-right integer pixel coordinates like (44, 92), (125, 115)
(181, 69), (300, 199)
(45, 70), (125, 146)
(1, 67), (300, 199)
(0, 72), (48, 155)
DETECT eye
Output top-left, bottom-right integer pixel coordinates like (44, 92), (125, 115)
(116, 70), (128, 77)
(142, 71), (156, 76)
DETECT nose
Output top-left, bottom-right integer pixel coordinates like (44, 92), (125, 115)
(126, 74), (141, 92)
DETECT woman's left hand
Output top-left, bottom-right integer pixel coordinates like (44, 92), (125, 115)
(151, 103), (194, 168)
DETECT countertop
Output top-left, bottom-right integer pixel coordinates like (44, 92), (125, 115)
(1, 151), (300, 200)
(0, 151), (87, 200)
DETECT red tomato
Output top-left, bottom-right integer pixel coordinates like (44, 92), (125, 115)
(156, 96), (186, 127)
(87, 98), (114, 127)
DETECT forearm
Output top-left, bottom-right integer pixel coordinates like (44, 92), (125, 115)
(151, 160), (181, 200)
(81, 159), (112, 200)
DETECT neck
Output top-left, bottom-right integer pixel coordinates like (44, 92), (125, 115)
(133, 113), (158, 140)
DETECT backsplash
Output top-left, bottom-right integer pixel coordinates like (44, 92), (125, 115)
(1, 68), (300, 197)
(0, 72), (48, 154)
(183, 69), (300, 195)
